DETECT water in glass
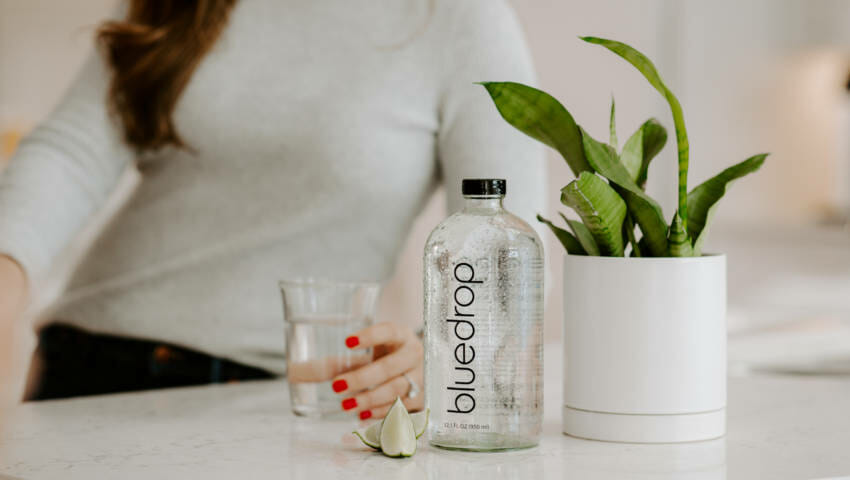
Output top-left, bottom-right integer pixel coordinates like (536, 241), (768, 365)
(280, 280), (380, 417)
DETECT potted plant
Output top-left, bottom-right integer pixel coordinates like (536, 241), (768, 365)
(480, 37), (767, 443)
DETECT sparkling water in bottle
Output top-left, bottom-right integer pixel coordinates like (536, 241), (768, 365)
(424, 178), (544, 451)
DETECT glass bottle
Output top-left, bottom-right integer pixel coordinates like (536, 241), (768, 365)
(424, 178), (544, 451)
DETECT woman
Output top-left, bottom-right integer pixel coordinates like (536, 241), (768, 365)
(0, 0), (544, 419)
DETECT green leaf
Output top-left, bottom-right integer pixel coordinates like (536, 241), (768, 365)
(631, 237), (651, 257)
(579, 128), (668, 256)
(620, 193), (667, 256)
(581, 36), (690, 232)
(560, 172), (627, 256)
(479, 82), (592, 175)
(687, 153), (768, 255)
(609, 97), (618, 150)
(620, 118), (668, 187)
(620, 126), (643, 182)
(623, 214), (641, 257)
(537, 214), (587, 255)
(560, 213), (601, 256)
(667, 212), (694, 257)
(637, 119), (667, 187)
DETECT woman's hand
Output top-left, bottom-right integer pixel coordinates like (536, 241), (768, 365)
(0, 254), (27, 320)
(331, 322), (423, 420)
(1, 255), (28, 421)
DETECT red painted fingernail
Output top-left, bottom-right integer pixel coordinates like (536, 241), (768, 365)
(359, 410), (372, 420)
(342, 398), (357, 410)
(332, 379), (348, 393)
(345, 336), (360, 348)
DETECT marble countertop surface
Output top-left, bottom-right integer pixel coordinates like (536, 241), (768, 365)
(2, 344), (849, 480)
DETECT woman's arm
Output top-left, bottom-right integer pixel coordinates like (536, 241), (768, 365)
(0, 52), (135, 290)
(0, 255), (28, 320)
(0, 255), (28, 413)
(0, 50), (134, 404)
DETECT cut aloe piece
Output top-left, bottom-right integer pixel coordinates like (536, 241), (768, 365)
(353, 421), (382, 450)
(353, 408), (428, 450)
(411, 409), (429, 439)
(379, 397), (417, 457)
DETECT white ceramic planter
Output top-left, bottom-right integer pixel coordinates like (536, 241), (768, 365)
(562, 254), (727, 443)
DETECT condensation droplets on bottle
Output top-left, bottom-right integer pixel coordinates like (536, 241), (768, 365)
(424, 178), (544, 451)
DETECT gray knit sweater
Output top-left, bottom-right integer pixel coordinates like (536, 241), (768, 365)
(0, 0), (544, 373)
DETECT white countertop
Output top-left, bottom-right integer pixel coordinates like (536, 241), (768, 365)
(2, 344), (849, 480)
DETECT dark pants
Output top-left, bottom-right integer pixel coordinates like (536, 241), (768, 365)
(25, 324), (275, 401)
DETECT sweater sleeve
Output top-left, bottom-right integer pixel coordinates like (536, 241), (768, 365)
(0, 52), (134, 284)
(435, 0), (546, 229)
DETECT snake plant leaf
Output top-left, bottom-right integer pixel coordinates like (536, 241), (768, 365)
(630, 236), (651, 257)
(560, 172), (627, 256)
(609, 97), (618, 150)
(622, 214), (642, 257)
(620, 119), (668, 187)
(620, 126), (643, 182)
(621, 190), (668, 256)
(667, 212), (694, 257)
(581, 36), (690, 232)
(537, 214), (587, 255)
(688, 153), (768, 255)
(579, 128), (668, 256)
(636, 119), (667, 187)
(560, 212), (601, 256)
(479, 82), (591, 175)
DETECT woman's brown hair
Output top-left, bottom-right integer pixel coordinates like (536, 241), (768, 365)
(97, 0), (237, 152)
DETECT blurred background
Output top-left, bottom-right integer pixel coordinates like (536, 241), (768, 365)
(1, 0), (849, 380)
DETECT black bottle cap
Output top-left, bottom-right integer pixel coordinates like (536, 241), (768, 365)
(462, 178), (506, 196)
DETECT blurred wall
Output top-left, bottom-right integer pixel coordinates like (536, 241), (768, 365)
(0, 0), (119, 130)
(1, 0), (849, 341)
(677, 0), (850, 224)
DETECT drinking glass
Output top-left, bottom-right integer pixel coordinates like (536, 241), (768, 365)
(280, 279), (381, 417)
